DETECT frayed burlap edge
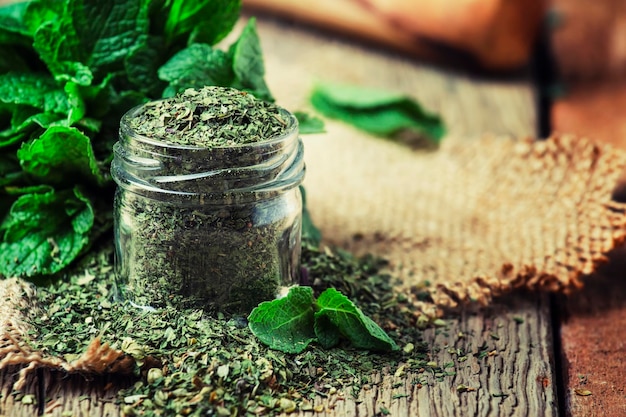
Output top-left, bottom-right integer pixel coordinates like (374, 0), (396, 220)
(0, 278), (135, 391)
(303, 132), (626, 317)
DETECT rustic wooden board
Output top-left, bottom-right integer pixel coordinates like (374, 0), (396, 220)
(558, 248), (626, 417)
(0, 367), (39, 416)
(301, 294), (558, 417)
(0, 15), (558, 417)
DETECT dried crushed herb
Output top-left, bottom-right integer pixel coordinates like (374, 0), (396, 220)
(128, 87), (287, 148)
(24, 239), (455, 416)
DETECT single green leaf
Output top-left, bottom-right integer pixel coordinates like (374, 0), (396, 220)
(18, 126), (106, 186)
(311, 82), (445, 143)
(0, 72), (71, 114)
(0, 104), (66, 149)
(1, 112), (64, 143)
(294, 111), (325, 134)
(158, 43), (234, 96)
(248, 286), (316, 354)
(0, 187), (94, 277)
(315, 288), (398, 351)
(229, 18), (273, 102)
(23, 0), (64, 36)
(33, 21), (94, 86)
(163, 0), (241, 46)
(125, 36), (168, 96)
(313, 313), (340, 349)
(0, 1), (31, 46)
(33, 0), (149, 84)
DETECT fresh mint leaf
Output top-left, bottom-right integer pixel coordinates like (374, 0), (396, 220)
(33, 0), (149, 84)
(0, 187), (94, 277)
(124, 36), (168, 97)
(158, 20), (273, 101)
(249, 286), (397, 353)
(22, 0), (64, 36)
(0, 72), (71, 115)
(294, 111), (325, 134)
(229, 19), (273, 102)
(313, 313), (340, 349)
(248, 286), (316, 354)
(0, 112), (64, 149)
(311, 82), (445, 143)
(0, 1), (31, 46)
(316, 288), (398, 351)
(163, 0), (241, 46)
(17, 126), (106, 186)
(158, 43), (234, 96)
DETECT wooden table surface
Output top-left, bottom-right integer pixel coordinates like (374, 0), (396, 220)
(1, 15), (625, 417)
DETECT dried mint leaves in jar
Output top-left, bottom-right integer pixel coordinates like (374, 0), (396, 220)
(112, 86), (305, 313)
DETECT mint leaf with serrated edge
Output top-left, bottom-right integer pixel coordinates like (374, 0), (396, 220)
(163, 0), (241, 47)
(18, 126), (106, 186)
(247, 286), (316, 354)
(159, 19), (273, 101)
(228, 18), (273, 102)
(248, 287), (397, 353)
(316, 288), (398, 351)
(0, 72), (71, 114)
(0, 187), (94, 277)
(311, 82), (445, 143)
(158, 43), (234, 97)
(32, 0), (149, 84)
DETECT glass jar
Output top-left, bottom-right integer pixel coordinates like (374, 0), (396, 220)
(111, 103), (304, 313)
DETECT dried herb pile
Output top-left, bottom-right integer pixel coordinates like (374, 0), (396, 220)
(129, 87), (288, 147)
(25, 240), (446, 416)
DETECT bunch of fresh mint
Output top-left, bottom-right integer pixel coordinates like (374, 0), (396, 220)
(0, 0), (273, 279)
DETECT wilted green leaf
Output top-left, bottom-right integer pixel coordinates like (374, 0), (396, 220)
(311, 82), (445, 143)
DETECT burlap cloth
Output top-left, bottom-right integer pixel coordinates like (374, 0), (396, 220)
(302, 128), (626, 315)
(2, 129), (626, 389)
(0, 278), (134, 391)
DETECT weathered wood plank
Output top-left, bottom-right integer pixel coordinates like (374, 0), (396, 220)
(0, 367), (39, 416)
(40, 371), (133, 417)
(558, 248), (626, 417)
(303, 295), (558, 417)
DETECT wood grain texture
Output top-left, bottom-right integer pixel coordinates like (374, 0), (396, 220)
(310, 295), (559, 417)
(0, 367), (39, 416)
(558, 248), (626, 417)
(0, 16), (555, 417)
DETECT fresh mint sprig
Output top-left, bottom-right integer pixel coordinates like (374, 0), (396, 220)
(248, 286), (399, 354)
(0, 0), (283, 279)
